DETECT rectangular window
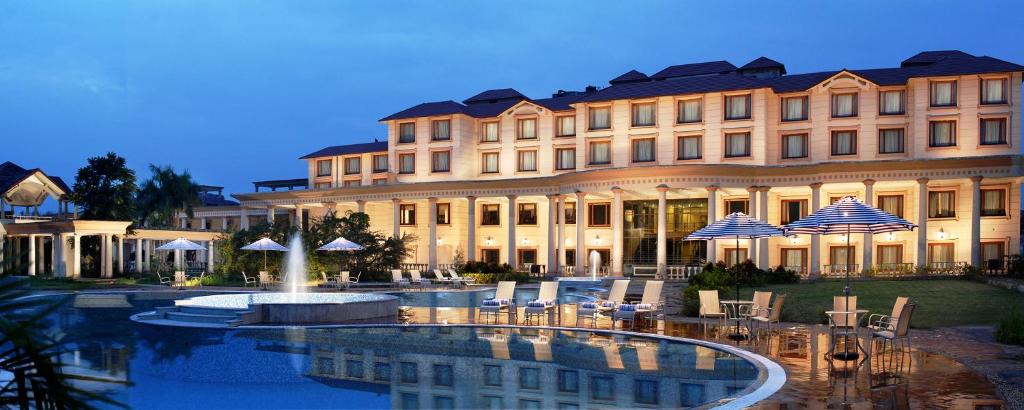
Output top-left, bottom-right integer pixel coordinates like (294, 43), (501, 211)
(877, 244), (903, 264)
(725, 248), (748, 265)
(481, 152), (499, 174)
(400, 393), (419, 409)
(374, 362), (391, 382)
(724, 94), (751, 120)
(928, 243), (954, 264)
(518, 203), (537, 225)
(981, 188), (1007, 217)
(431, 119), (450, 141)
(830, 246), (855, 266)
(342, 180), (360, 187)
(436, 203), (451, 224)
(930, 80), (957, 107)
(631, 102), (656, 127)
(398, 122), (415, 143)
(877, 194), (904, 218)
(635, 380), (659, 405)
(564, 202), (576, 224)
(588, 106), (610, 130)
(372, 178), (387, 185)
(557, 370), (579, 393)
(724, 132), (751, 158)
(517, 118), (537, 140)
(400, 362), (417, 383)
(981, 78), (1008, 104)
(928, 190), (956, 218)
(399, 204), (416, 226)
(588, 203), (610, 226)
(831, 93), (858, 118)
(433, 364), (453, 387)
(589, 141), (611, 165)
(314, 182), (331, 189)
(556, 116), (575, 137)
(879, 90), (906, 115)
(929, 121), (956, 147)
(878, 128), (905, 154)
(434, 397), (454, 410)
(631, 138), (656, 163)
(517, 150), (537, 172)
(980, 118), (1007, 145)
(483, 365), (502, 386)
(677, 99), (702, 123)
(316, 159), (332, 177)
(781, 133), (808, 159)
(725, 199), (748, 216)
(519, 367), (540, 390)
(372, 154), (388, 173)
(555, 148), (576, 170)
(482, 121), (499, 142)
(398, 153), (415, 174)
(346, 360), (364, 378)
(590, 376), (615, 401)
(481, 204), (500, 226)
(780, 199), (807, 225)
(831, 130), (857, 156)
(677, 135), (702, 160)
(431, 151), (450, 173)
(518, 249), (537, 264)
(344, 157), (360, 175)
(481, 249), (499, 264)
(781, 248), (807, 269)
(781, 96), (808, 121)
(981, 242), (1005, 265)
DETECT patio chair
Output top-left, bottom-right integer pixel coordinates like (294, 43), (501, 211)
(156, 271), (172, 286)
(478, 281), (517, 324)
(827, 296), (862, 358)
(391, 269), (409, 288)
(448, 269), (475, 286)
(194, 271), (207, 287)
(576, 279), (629, 328)
(871, 302), (917, 371)
(321, 272), (339, 289)
(339, 271), (358, 289)
(613, 280), (664, 329)
(698, 290), (727, 331)
(739, 291), (773, 319)
(409, 269), (431, 288)
(868, 296), (909, 332)
(241, 271), (257, 288)
(432, 269), (454, 286)
(749, 294), (786, 338)
(523, 281), (559, 325)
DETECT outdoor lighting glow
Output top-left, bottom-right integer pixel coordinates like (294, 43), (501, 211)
(484, 236), (494, 246)
(886, 232), (895, 241)
(594, 234), (602, 245)
(789, 235), (798, 244)
(937, 228), (946, 239)
(436, 238), (443, 245)
(521, 237), (528, 245)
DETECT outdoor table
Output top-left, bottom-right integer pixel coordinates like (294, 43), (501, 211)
(720, 300), (754, 340)
(825, 309), (869, 360)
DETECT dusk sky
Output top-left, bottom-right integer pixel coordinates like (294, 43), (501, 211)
(3, 0), (1022, 201)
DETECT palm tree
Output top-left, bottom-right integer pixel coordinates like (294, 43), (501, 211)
(136, 165), (202, 228)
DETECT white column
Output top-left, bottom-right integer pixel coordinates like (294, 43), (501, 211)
(810, 182), (822, 278)
(656, 184), (669, 276)
(267, 206), (276, 224)
(611, 187), (624, 275)
(916, 178), (929, 267)
(758, 187), (770, 269)
(52, 234), (65, 277)
(103, 234), (114, 278)
(546, 194), (558, 273)
(71, 234), (81, 278)
(557, 195), (566, 270)
(207, 240), (215, 272)
(862, 179), (875, 272)
(135, 239), (143, 273)
(574, 191), (586, 269)
(200, 217), (208, 230)
(0, 233), (5, 271)
(705, 185), (719, 263)
(391, 198), (401, 238)
(357, 200), (366, 214)
(116, 235), (124, 275)
(970, 176), (983, 267)
(222, 217), (229, 231)
(746, 186), (758, 264)
(27, 234), (37, 276)
(240, 207), (250, 229)
(180, 217), (187, 229)
(428, 197), (438, 270)
(466, 196), (476, 261)
(174, 249), (182, 271)
(295, 205), (305, 230)
(39, 236), (47, 274)
(507, 194), (518, 267)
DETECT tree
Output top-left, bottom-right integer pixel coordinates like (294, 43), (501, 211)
(68, 153), (136, 222)
(136, 164), (202, 228)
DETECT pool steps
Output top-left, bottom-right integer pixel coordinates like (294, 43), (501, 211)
(135, 305), (255, 327)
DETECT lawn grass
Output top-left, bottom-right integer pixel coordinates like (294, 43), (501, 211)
(733, 279), (1024, 329)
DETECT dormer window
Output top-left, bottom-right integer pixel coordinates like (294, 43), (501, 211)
(482, 121), (499, 142)
(724, 95), (751, 120)
(588, 106), (611, 130)
(831, 93), (858, 118)
(781, 96), (808, 121)
(879, 90), (906, 115)
(398, 123), (416, 143)
(631, 102), (656, 127)
(930, 80), (957, 107)
(316, 159), (332, 177)
(981, 78), (1008, 105)
(431, 120), (450, 141)
(517, 118), (537, 140)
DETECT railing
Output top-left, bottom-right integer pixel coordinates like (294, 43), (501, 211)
(872, 263), (915, 277)
(11, 215), (54, 223)
(516, 263), (547, 277)
(821, 264), (861, 278)
(781, 265), (809, 277)
(399, 263), (429, 272)
(663, 266), (702, 281)
(560, 265), (609, 277)
(926, 261), (970, 276)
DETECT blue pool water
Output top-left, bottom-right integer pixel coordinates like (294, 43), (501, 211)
(38, 291), (762, 409)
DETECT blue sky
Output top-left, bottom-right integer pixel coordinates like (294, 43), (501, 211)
(2, 0), (1022, 200)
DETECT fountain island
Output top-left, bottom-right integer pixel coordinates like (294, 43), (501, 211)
(133, 234), (400, 328)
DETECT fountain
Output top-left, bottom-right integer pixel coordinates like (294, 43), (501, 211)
(588, 250), (601, 281)
(284, 233), (307, 296)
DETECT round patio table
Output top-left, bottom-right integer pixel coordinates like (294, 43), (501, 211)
(720, 300), (754, 340)
(825, 309), (869, 361)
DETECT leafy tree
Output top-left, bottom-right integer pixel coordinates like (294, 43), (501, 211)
(136, 165), (202, 228)
(68, 152), (136, 222)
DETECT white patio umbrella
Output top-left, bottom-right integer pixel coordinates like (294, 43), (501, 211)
(241, 237), (288, 272)
(317, 237), (365, 270)
(782, 196), (916, 360)
(156, 238), (207, 270)
(686, 212), (784, 340)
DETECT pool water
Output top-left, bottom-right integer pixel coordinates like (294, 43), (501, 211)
(38, 291), (762, 409)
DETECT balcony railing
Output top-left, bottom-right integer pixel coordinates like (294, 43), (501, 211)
(925, 261), (970, 276)
(781, 265), (809, 277)
(872, 263), (915, 277)
(821, 264), (860, 278)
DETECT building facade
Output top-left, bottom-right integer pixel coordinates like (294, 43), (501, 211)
(224, 50), (1023, 278)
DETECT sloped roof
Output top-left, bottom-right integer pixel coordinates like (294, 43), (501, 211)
(901, 50), (973, 67)
(199, 192), (239, 207)
(0, 161), (70, 197)
(299, 141), (389, 159)
(462, 88), (527, 105)
(576, 72), (765, 103)
(763, 71), (840, 93)
(650, 61), (737, 80)
(532, 92), (587, 111)
(739, 56), (786, 73)
(609, 70), (649, 84)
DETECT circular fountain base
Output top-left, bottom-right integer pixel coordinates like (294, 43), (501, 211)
(134, 293), (400, 327)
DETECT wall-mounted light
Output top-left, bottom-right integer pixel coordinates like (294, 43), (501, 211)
(789, 235), (799, 245)
(937, 228), (946, 240)
(484, 236), (494, 246)
(565, 238), (572, 246)
(594, 235), (602, 245)
(521, 237), (529, 245)
(436, 237), (443, 245)
(886, 232), (894, 242)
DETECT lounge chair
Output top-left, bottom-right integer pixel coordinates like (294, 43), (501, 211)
(613, 280), (664, 329)
(478, 281), (517, 323)
(698, 290), (727, 331)
(576, 279), (629, 328)
(871, 302), (917, 370)
(868, 296), (909, 332)
(391, 269), (409, 288)
(339, 271), (358, 289)
(432, 269), (454, 286)
(241, 271), (257, 288)
(448, 269), (475, 286)
(409, 269), (431, 288)
(749, 294), (786, 338)
(523, 281), (559, 325)
(156, 271), (172, 286)
(321, 272), (339, 289)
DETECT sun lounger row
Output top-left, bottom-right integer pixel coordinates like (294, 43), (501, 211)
(478, 279), (665, 329)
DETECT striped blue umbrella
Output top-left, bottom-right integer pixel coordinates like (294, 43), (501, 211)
(686, 212), (785, 242)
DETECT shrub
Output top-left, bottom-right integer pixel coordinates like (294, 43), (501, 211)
(996, 309), (1024, 346)
(464, 271), (530, 284)
(681, 263), (800, 317)
(682, 269), (733, 317)
(460, 261), (514, 274)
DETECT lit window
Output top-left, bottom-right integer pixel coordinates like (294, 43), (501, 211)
(927, 243), (954, 264)
(781, 248), (807, 269)
(831, 130), (857, 156)
(781, 133), (807, 159)
(981, 188), (1006, 217)
(556, 116), (575, 137)
(831, 93), (858, 118)
(372, 155), (388, 173)
(436, 203), (450, 224)
(430, 151), (450, 173)
(344, 157), (360, 175)
(589, 141), (611, 165)
(981, 242), (1005, 265)
(677, 99), (702, 123)
(517, 150), (537, 172)
(482, 122), (499, 142)
(372, 178), (387, 185)
(631, 138), (655, 163)
(517, 118), (537, 140)
(399, 204), (416, 225)
(724, 95), (751, 120)
(724, 132), (750, 158)
(555, 148), (575, 170)
(431, 120), (450, 141)
(927, 190), (955, 218)
(877, 244), (903, 264)
(879, 90), (905, 115)
(929, 121), (956, 147)
(981, 78), (1008, 104)
(631, 102), (656, 127)
(398, 122), (415, 143)
(980, 118), (1007, 145)
(481, 204), (500, 225)
(588, 106), (610, 130)
(481, 152), (499, 174)
(781, 96), (808, 121)
(830, 246), (855, 265)
(878, 128), (905, 154)
(930, 80), (957, 107)
(316, 159), (332, 177)
(517, 203), (537, 225)
(588, 203), (610, 226)
(398, 153), (415, 174)
(677, 135), (701, 160)
(878, 195), (904, 218)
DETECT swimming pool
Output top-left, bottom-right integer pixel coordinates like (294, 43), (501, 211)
(391, 285), (595, 308)
(37, 291), (776, 409)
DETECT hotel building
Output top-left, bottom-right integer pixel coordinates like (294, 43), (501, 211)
(207, 50), (1024, 278)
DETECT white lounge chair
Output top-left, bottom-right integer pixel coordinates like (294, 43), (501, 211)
(321, 272), (339, 289)
(432, 269), (455, 286)
(576, 280), (629, 328)
(408, 269), (431, 288)
(698, 290), (727, 331)
(241, 271), (257, 288)
(156, 271), (172, 286)
(478, 281), (517, 323)
(448, 269), (475, 286)
(523, 281), (559, 325)
(613, 280), (664, 329)
(391, 269), (409, 288)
